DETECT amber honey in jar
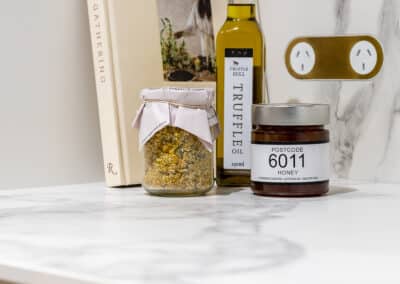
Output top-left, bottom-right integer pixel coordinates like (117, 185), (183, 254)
(251, 104), (330, 197)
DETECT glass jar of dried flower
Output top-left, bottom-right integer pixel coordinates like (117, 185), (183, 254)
(133, 87), (219, 196)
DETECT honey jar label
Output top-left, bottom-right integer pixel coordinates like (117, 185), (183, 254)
(251, 143), (330, 183)
(223, 48), (254, 170)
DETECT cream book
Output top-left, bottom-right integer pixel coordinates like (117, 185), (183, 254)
(87, 0), (224, 186)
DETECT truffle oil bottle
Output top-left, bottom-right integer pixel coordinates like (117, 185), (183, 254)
(216, 0), (265, 186)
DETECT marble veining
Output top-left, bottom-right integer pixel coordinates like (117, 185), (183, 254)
(330, 0), (400, 182)
(262, 0), (400, 182)
(1, 182), (400, 284)
(0, 184), (302, 284)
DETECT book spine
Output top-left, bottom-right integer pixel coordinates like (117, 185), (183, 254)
(86, 0), (125, 186)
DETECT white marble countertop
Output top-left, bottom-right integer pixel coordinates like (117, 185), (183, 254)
(0, 181), (400, 284)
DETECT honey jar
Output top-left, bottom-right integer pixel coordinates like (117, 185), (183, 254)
(251, 104), (330, 197)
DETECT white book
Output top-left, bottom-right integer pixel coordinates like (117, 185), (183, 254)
(86, 0), (223, 186)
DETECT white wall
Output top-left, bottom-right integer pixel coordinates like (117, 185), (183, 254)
(0, 0), (104, 189)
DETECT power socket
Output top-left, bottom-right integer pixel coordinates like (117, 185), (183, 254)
(285, 35), (384, 80)
(350, 40), (378, 75)
(289, 42), (316, 75)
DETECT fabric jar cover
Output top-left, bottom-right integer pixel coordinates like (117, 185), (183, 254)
(132, 87), (220, 151)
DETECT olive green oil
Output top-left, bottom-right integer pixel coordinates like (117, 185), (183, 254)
(216, 0), (265, 186)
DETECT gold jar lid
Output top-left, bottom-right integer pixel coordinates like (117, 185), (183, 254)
(253, 103), (330, 126)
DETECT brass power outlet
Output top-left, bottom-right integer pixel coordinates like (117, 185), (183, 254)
(285, 35), (384, 80)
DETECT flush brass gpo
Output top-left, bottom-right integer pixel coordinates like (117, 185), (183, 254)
(285, 35), (384, 80)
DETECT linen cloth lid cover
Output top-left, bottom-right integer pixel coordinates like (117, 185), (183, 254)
(132, 87), (219, 151)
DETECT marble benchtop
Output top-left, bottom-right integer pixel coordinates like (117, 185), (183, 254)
(0, 181), (399, 284)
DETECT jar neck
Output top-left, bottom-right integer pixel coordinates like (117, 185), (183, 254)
(227, 1), (256, 20)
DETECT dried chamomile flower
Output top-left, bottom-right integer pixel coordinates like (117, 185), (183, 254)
(143, 127), (213, 194)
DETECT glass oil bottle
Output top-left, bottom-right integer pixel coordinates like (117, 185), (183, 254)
(216, 0), (266, 186)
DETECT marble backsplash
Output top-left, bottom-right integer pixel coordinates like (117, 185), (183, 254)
(259, 0), (400, 182)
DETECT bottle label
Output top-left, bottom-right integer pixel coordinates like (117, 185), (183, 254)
(223, 48), (254, 170)
(251, 142), (330, 183)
